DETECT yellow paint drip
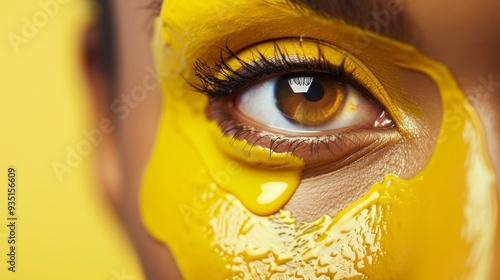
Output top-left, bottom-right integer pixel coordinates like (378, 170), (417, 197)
(140, 0), (498, 279)
(186, 120), (305, 216)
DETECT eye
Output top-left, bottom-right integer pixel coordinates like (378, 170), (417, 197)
(236, 72), (393, 135)
(192, 38), (403, 166)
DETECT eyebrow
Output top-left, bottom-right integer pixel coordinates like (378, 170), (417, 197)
(286, 0), (415, 43)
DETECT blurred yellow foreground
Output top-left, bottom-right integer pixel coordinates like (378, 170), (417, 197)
(0, 0), (144, 279)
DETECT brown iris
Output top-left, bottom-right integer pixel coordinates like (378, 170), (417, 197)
(275, 73), (345, 126)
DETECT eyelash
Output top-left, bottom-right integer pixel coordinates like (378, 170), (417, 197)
(190, 42), (371, 101)
(211, 104), (363, 158)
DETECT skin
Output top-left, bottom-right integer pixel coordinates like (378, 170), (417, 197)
(84, 0), (500, 278)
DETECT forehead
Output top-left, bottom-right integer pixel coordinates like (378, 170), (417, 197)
(158, 0), (412, 42)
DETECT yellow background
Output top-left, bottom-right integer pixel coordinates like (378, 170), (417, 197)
(0, 0), (144, 279)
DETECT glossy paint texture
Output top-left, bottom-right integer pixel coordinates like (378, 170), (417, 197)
(140, 0), (497, 278)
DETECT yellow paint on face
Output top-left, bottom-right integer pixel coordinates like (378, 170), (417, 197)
(141, 0), (498, 279)
(181, 120), (305, 216)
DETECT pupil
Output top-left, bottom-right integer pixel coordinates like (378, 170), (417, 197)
(303, 82), (324, 102)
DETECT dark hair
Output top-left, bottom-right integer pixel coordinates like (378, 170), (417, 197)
(95, 0), (116, 81)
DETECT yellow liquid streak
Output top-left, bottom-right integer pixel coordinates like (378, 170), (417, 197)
(141, 5), (497, 280)
(180, 114), (305, 216)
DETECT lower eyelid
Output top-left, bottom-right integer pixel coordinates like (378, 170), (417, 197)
(207, 100), (401, 175)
